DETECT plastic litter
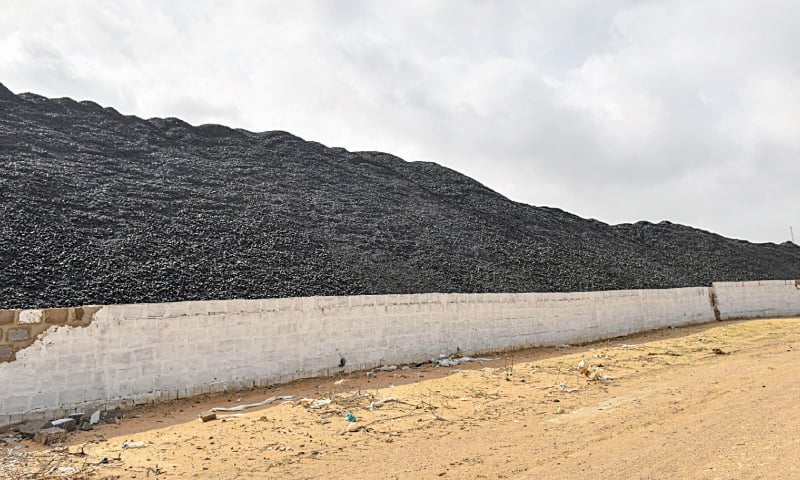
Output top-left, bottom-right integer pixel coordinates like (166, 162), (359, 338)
(344, 411), (357, 422)
(375, 365), (398, 372)
(299, 398), (332, 409)
(209, 395), (293, 413)
(122, 441), (148, 449)
(433, 356), (494, 367)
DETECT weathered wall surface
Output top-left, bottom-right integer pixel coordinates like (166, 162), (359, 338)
(713, 280), (800, 320)
(0, 280), (796, 427)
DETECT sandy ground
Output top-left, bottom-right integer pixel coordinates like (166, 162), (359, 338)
(3, 317), (800, 479)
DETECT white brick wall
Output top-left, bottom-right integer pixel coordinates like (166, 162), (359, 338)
(713, 280), (800, 320)
(0, 286), (723, 426)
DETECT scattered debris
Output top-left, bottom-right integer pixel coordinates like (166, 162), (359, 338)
(433, 356), (495, 367)
(375, 365), (398, 372)
(2, 434), (22, 445)
(344, 412), (357, 422)
(346, 422), (362, 433)
(299, 398), (332, 409)
(89, 410), (101, 425)
(318, 417), (331, 425)
(209, 395), (293, 413)
(712, 348), (729, 355)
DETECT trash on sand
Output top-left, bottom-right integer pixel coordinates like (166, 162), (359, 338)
(209, 395), (294, 413)
(122, 441), (148, 449)
(711, 348), (729, 355)
(220, 414), (246, 422)
(558, 382), (580, 393)
(344, 412), (357, 422)
(318, 417), (331, 425)
(433, 356), (495, 367)
(600, 375), (613, 382)
(366, 371), (376, 377)
(375, 365), (398, 372)
(89, 410), (101, 425)
(299, 398), (332, 409)
(369, 396), (397, 410)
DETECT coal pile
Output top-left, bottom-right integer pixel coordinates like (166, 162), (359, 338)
(1, 83), (799, 309)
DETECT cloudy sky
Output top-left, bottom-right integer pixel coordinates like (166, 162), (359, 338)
(1, 1), (798, 244)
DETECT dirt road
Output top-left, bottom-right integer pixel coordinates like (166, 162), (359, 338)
(4, 317), (799, 479)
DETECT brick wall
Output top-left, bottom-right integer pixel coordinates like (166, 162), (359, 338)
(0, 281), (797, 428)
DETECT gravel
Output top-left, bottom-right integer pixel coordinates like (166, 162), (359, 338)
(1, 83), (799, 309)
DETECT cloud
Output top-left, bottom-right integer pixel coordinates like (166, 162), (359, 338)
(0, 0), (798, 243)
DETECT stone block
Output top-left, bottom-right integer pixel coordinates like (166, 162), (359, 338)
(0, 345), (14, 361)
(18, 310), (43, 324)
(0, 310), (15, 325)
(33, 427), (68, 445)
(50, 418), (76, 432)
(7, 327), (30, 342)
(14, 418), (51, 437)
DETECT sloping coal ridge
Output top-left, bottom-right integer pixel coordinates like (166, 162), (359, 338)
(1, 83), (799, 309)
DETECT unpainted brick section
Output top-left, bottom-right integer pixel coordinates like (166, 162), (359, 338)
(0, 305), (100, 364)
(71, 306), (100, 327)
(45, 308), (71, 324)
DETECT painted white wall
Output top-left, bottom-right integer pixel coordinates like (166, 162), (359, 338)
(713, 280), (800, 320)
(0, 286), (718, 427)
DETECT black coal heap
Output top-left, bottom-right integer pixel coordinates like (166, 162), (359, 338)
(1, 83), (798, 309)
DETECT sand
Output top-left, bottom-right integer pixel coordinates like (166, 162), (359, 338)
(4, 317), (800, 479)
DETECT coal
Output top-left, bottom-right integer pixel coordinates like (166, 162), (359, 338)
(1, 83), (799, 309)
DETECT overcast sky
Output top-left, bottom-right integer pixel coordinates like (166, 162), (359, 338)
(1, 1), (798, 244)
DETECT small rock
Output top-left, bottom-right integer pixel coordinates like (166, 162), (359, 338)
(346, 422), (362, 432)
(198, 412), (217, 423)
